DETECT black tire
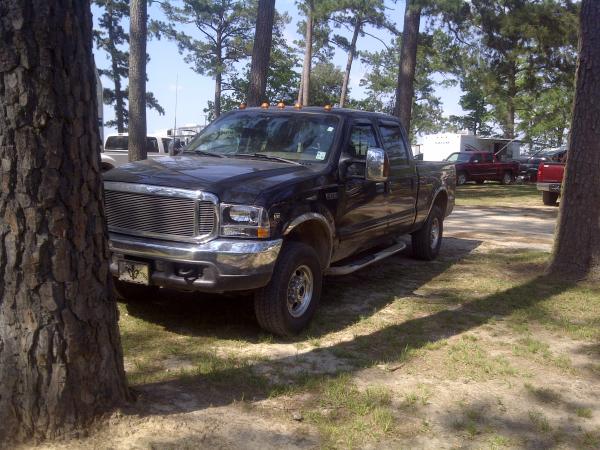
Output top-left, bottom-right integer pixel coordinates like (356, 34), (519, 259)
(457, 172), (467, 186)
(476, 179), (485, 185)
(254, 242), (322, 336)
(113, 277), (160, 302)
(412, 205), (444, 261)
(500, 171), (513, 185)
(542, 191), (559, 206)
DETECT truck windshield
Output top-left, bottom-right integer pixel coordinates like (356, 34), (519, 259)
(185, 112), (339, 163)
(445, 153), (471, 162)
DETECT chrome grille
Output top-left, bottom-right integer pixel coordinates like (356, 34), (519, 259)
(104, 187), (217, 242)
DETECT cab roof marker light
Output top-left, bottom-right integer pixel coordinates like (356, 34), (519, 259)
(277, 101), (285, 109)
(260, 102), (270, 109)
(294, 103), (302, 110)
(324, 104), (332, 111)
(239, 102), (247, 110)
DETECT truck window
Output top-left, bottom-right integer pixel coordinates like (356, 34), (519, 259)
(379, 124), (409, 162)
(482, 153), (493, 163)
(146, 137), (159, 153)
(347, 125), (378, 159)
(105, 136), (128, 151)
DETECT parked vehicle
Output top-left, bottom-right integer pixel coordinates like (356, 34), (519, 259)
(100, 133), (172, 172)
(537, 162), (565, 206)
(103, 106), (456, 335)
(515, 148), (567, 182)
(445, 151), (519, 185)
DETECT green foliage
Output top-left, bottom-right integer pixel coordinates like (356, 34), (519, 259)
(356, 30), (453, 141)
(93, 0), (164, 131)
(203, 12), (301, 120)
(309, 61), (344, 106)
(448, 0), (578, 142)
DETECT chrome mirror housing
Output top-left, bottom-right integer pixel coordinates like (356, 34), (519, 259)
(366, 147), (389, 182)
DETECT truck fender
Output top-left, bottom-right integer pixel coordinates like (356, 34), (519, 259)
(101, 154), (117, 172)
(283, 212), (334, 269)
(427, 187), (449, 218)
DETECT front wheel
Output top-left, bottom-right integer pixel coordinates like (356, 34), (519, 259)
(542, 191), (559, 206)
(501, 171), (513, 185)
(457, 172), (467, 186)
(412, 205), (444, 261)
(254, 242), (322, 336)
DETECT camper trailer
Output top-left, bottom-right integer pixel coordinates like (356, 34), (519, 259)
(418, 133), (521, 162)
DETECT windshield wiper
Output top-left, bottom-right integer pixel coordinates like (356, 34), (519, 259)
(233, 153), (301, 165)
(193, 150), (226, 158)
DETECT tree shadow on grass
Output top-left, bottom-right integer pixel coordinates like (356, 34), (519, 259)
(129, 272), (574, 418)
(123, 237), (483, 343)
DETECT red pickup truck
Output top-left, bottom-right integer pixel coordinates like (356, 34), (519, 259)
(445, 152), (519, 185)
(537, 162), (564, 205)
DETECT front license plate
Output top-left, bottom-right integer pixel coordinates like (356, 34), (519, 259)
(550, 184), (561, 193)
(118, 261), (150, 285)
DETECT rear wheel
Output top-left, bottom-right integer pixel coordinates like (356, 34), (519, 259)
(501, 171), (513, 185)
(113, 277), (160, 302)
(254, 242), (322, 336)
(476, 179), (485, 185)
(412, 205), (444, 261)
(542, 191), (559, 206)
(457, 172), (467, 186)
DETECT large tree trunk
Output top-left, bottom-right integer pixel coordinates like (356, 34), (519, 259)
(340, 19), (361, 108)
(394, 0), (421, 134)
(0, 0), (129, 443)
(128, 0), (148, 161)
(107, 5), (126, 133)
(298, 1), (314, 106)
(247, 0), (276, 107)
(548, 0), (600, 281)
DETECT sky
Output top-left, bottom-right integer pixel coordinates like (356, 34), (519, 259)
(91, 0), (464, 140)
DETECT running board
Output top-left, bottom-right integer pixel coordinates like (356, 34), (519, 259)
(325, 242), (407, 276)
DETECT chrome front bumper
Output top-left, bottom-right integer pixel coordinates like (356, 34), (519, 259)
(109, 233), (282, 292)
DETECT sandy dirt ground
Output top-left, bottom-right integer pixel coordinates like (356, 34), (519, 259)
(27, 204), (600, 450)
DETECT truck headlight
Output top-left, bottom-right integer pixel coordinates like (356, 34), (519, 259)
(220, 204), (270, 238)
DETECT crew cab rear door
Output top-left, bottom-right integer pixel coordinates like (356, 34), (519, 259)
(378, 120), (418, 233)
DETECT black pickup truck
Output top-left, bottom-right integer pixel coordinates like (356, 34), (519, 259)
(103, 107), (455, 335)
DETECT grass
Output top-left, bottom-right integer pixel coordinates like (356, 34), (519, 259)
(303, 374), (397, 449)
(115, 244), (600, 448)
(456, 183), (540, 207)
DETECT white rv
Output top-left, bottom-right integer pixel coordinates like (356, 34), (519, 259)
(418, 133), (521, 162)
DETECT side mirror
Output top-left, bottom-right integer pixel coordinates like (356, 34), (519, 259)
(168, 138), (183, 156)
(366, 147), (389, 182)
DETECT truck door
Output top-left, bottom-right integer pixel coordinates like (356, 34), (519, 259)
(378, 120), (418, 233)
(337, 121), (390, 251)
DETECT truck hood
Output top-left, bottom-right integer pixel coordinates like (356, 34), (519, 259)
(103, 155), (316, 204)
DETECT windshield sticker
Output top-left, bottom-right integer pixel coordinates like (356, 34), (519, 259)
(316, 151), (326, 160)
(327, 126), (334, 132)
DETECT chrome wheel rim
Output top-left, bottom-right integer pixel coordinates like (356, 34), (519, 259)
(504, 173), (511, 184)
(430, 218), (440, 249)
(287, 265), (313, 318)
(458, 174), (466, 185)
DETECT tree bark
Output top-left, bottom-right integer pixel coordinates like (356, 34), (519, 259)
(107, 4), (126, 133)
(128, 0), (148, 161)
(247, 0), (276, 106)
(298, 0), (314, 106)
(215, 34), (223, 118)
(0, 0), (129, 443)
(547, 0), (600, 281)
(394, 0), (421, 134)
(340, 19), (361, 108)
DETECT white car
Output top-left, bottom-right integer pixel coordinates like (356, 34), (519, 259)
(101, 133), (173, 172)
